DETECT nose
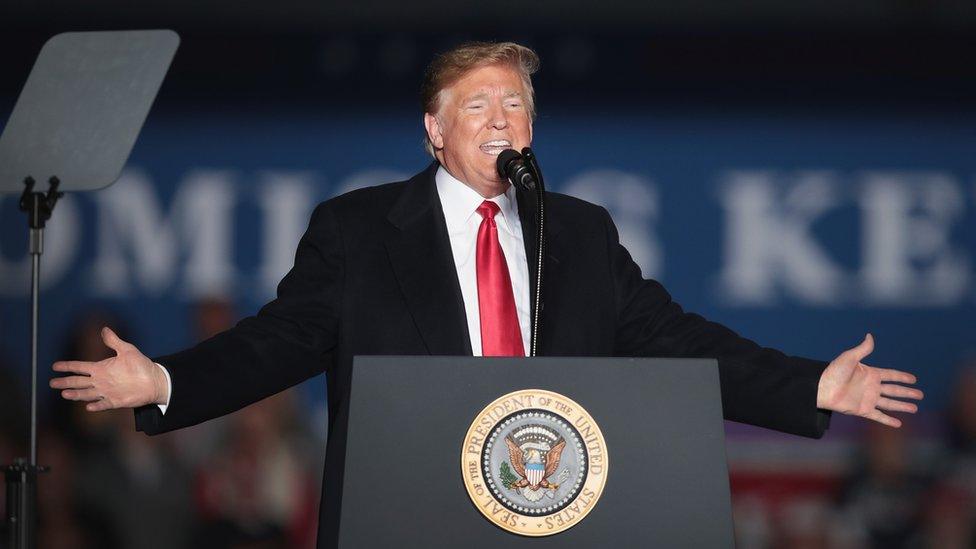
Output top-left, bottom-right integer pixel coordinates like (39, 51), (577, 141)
(487, 102), (508, 130)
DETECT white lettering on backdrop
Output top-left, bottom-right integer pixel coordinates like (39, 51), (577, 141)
(717, 170), (971, 306)
(258, 171), (316, 299)
(90, 169), (237, 297)
(717, 171), (846, 306)
(0, 167), (970, 308)
(858, 172), (969, 306)
(563, 169), (662, 279)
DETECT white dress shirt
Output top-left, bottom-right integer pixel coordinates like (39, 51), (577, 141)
(157, 165), (531, 413)
(435, 165), (531, 356)
(155, 361), (171, 414)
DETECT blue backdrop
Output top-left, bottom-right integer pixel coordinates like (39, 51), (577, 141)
(1, 106), (974, 411)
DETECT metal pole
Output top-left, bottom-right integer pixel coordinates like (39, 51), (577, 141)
(3, 179), (57, 549)
(29, 229), (41, 467)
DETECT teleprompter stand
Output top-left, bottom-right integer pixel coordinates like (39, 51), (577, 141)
(2, 177), (62, 548)
(0, 30), (179, 548)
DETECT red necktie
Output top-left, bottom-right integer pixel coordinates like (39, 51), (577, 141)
(476, 200), (524, 356)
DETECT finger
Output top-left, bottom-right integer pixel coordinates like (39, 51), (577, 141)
(61, 388), (103, 402)
(50, 376), (95, 390)
(101, 326), (132, 353)
(851, 333), (874, 362)
(878, 369), (917, 385)
(52, 360), (93, 375)
(877, 397), (918, 414)
(881, 384), (924, 400)
(866, 409), (902, 428)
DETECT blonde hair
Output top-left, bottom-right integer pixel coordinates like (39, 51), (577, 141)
(421, 41), (540, 157)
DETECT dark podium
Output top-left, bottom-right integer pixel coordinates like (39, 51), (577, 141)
(336, 356), (735, 547)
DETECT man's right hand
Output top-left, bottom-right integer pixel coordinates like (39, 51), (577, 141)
(50, 326), (169, 412)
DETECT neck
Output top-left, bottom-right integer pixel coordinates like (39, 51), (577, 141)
(437, 161), (509, 198)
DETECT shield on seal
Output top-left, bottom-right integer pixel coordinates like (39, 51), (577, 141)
(526, 461), (545, 487)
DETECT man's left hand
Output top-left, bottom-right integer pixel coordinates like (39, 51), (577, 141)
(817, 333), (923, 428)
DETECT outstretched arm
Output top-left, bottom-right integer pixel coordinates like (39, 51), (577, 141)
(50, 201), (344, 433)
(601, 207), (921, 437)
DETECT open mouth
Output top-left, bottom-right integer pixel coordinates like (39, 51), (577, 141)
(479, 139), (512, 155)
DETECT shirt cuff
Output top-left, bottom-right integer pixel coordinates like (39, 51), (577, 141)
(155, 362), (172, 415)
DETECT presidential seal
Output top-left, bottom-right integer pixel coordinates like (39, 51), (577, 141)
(461, 389), (609, 536)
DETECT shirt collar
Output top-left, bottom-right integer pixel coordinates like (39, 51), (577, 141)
(435, 165), (521, 236)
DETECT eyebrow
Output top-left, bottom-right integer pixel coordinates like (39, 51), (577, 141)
(463, 90), (523, 104)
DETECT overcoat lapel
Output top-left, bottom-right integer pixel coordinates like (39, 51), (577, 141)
(385, 163), (472, 356)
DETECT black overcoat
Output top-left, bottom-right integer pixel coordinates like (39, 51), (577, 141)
(135, 161), (830, 547)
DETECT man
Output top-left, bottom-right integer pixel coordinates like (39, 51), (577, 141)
(51, 42), (923, 546)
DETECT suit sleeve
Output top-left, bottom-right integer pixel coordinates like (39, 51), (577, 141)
(602, 208), (831, 438)
(134, 201), (344, 435)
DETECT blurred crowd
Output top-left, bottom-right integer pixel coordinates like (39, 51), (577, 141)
(1, 302), (974, 549)
(1, 300), (323, 549)
(731, 363), (976, 549)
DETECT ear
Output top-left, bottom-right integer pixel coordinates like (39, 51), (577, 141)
(424, 113), (445, 150)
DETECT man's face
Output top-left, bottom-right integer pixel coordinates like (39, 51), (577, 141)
(424, 63), (533, 198)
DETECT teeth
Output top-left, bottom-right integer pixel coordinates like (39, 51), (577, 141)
(480, 140), (512, 155)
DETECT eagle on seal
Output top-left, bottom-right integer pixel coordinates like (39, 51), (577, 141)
(504, 435), (567, 491)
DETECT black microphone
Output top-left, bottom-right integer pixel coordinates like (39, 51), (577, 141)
(496, 149), (537, 191)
